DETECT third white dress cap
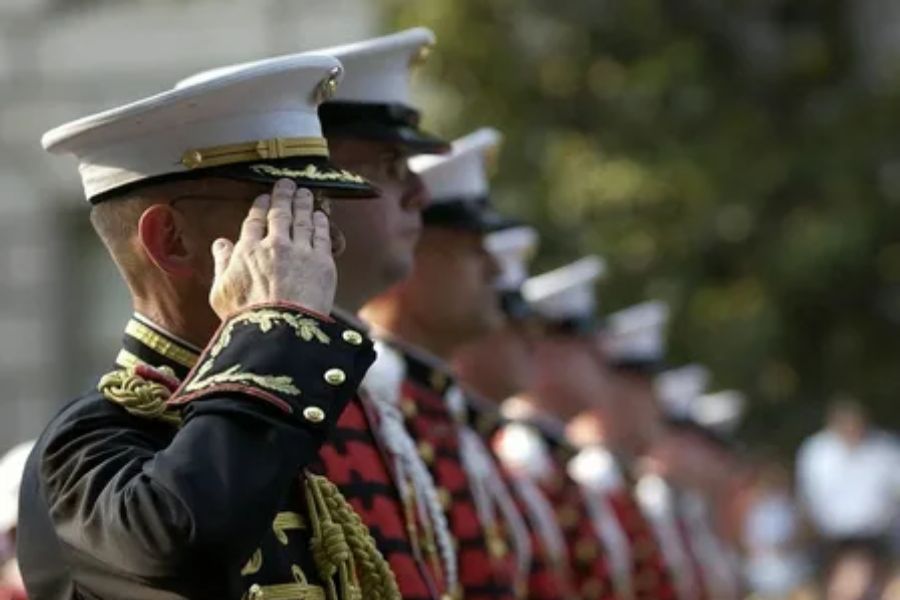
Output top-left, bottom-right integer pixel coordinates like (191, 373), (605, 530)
(412, 128), (516, 231)
(604, 300), (670, 368)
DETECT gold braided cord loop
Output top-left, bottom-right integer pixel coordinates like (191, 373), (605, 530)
(98, 366), (181, 425)
(305, 473), (400, 600)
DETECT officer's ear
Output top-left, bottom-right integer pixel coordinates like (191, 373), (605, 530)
(137, 203), (194, 278)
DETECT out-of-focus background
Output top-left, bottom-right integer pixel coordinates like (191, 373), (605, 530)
(2, 0), (900, 452)
(1, 1), (900, 597)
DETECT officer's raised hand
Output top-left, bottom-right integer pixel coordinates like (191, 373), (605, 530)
(209, 179), (336, 318)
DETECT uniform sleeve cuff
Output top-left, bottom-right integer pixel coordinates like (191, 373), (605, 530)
(168, 304), (375, 431)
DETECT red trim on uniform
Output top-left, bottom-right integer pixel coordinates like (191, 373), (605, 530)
(224, 301), (336, 324)
(167, 384), (294, 414)
(134, 363), (180, 393)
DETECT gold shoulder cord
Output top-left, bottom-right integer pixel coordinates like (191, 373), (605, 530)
(98, 365), (182, 425)
(305, 472), (401, 600)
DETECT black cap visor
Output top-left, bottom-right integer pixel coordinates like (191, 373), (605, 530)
(422, 199), (519, 233)
(90, 155), (377, 204)
(320, 102), (450, 155)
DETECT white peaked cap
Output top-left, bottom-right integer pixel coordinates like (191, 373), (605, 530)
(485, 226), (539, 291)
(44, 54), (370, 202)
(410, 127), (501, 202)
(655, 364), (711, 418)
(316, 27), (436, 105)
(522, 256), (607, 322)
(692, 390), (746, 434)
(605, 300), (670, 365)
(177, 28), (435, 108)
(0, 440), (35, 532)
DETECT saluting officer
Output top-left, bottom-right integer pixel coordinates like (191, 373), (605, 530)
(17, 55), (397, 599)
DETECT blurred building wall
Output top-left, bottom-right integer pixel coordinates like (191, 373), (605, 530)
(0, 0), (378, 451)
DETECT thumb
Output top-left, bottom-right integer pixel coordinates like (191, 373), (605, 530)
(211, 238), (234, 280)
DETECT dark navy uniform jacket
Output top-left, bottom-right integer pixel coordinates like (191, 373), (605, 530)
(18, 305), (376, 600)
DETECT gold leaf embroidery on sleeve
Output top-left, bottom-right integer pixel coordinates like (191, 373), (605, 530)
(184, 364), (300, 396)
(210, 310), (331, 360)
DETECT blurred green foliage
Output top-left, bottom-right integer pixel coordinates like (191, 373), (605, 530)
(381, 0), (900, 451)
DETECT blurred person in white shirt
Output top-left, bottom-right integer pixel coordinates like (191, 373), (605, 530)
(742, 458), (814, 598)
(796, 398), (900, 597)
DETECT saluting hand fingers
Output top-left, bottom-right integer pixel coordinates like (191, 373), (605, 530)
(240, 193), (270, 241)
(266, 179), (295, 241)
(292, 188), (315, 248)
(312, 210), (332, 255)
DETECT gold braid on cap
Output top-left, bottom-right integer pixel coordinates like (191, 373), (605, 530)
(181, 137), (329, 170)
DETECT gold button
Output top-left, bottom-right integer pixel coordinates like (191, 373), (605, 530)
(576, 538), (598, 562)
(303, 406), (326, 423)
(418, 441), (435, 463)
(487, 532), (508, 559)
(342, 330), (364, 346)
(181, 149), (204, 168)
(401, 398), (417, 418)
(437, 487), (452, 510)
(324, 368), (346, 385)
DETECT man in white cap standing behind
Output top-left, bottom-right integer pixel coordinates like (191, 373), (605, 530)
(174, 28), (466, 600)
(361, 128), (537, 600)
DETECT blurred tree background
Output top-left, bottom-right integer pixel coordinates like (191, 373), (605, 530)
(380, 0), (900, 452)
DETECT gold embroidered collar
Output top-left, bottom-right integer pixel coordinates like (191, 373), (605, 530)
(115, 314), (201, 380)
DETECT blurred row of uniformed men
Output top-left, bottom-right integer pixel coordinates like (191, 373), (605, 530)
(0, 27), (755, 600)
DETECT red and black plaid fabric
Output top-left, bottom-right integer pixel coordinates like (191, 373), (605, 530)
(606, 487), (678, 600)
(313, 395), (443, 600)
(538, 437), (618, 600)
(504, 469), (578, 600)
(402, 354), (521, 600)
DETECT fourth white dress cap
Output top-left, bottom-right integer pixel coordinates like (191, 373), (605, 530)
(604, 300), (670, 369)
(522, 256), (607, 325)
(44, 54), (372, 202)
(655, 364), (711, 419)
